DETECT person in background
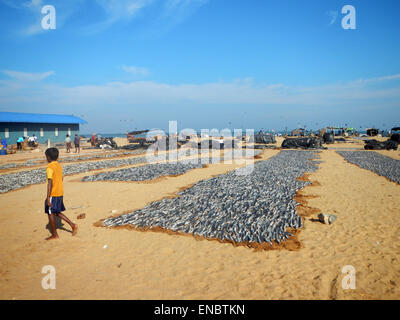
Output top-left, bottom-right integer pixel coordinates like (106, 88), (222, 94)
(65, 134), (72, 153)
(28, 135), (39, 147)
(17, 136), (24, 150)
(74, 134), (80, 153)
(91, 133), (96, 146)
(1, 138), (7, 150)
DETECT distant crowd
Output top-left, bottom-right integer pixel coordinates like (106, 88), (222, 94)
(13, 133), (83, 153)
(65, 134), (81, 153)
(16, 134), (38, 150)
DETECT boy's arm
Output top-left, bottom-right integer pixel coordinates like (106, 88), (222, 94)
(46, 179), (52, 206)
(46, 167), (53, 207)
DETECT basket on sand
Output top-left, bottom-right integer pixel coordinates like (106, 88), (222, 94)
(21, 141), (34, 151)
(6, 144), (17, 154)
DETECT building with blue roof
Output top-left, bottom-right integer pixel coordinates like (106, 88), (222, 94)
(0, 112), (87, 144)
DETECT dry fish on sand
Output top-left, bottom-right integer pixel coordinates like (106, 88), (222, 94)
(337, 151), (400, 184)
(82, 161), (205, 182)
(102, 150), (320, 245)
(0, 155), (149, 193)
(81, 150), (261, 182)
(0, 148), (260, 193)
(0, 150), (145, 170)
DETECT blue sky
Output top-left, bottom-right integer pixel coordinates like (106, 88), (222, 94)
(0, 0), (399, 133)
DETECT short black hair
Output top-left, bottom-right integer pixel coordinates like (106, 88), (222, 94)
(45, 147), (59, 161)
(66, 134), (69, 137)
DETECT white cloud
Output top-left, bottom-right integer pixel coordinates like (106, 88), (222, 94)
(2, 0), (208, 36)
(84, 0), (208, 35)
(160, 0), (208, 30)
(2, 0), (45, 35)
(355, 74), (400, 83)
(23, 23), (44, 36)
(1, 72), (400, 110)
(23, 0), (43, 9)
(96, 0), (154, 22)
(2, 70), (54, 81)
(94, 0), (207, 23)
(81, 0), (155, 34)
(1, 0), (41, 9)
(121, 65), (149, 76)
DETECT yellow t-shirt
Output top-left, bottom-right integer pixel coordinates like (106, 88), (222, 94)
(46, 161), (63, 196)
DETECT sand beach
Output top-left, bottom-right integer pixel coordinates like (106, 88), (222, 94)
(1, 0), (400, 304)
(0, 135), (399, 300)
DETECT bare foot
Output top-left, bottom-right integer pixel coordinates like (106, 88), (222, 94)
(72, 224), (78, 236)
(46, 235), (59, 240)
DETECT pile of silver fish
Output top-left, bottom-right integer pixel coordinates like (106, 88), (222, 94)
(0, 159), (40, 170)
(101, 150), (319, 245)
(82, 160), (205, 182)
(0, 155), (147, 194)
(81, 149), (261, 182)
(0, 150), (194, 193)
(0, 148), (259, 193)
(58, 150), (145, 162)
(0, 150), (146, 170)
(337, 151), (400, 184)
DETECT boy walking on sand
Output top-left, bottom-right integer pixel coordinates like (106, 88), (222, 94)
(44, 147), (78, 240)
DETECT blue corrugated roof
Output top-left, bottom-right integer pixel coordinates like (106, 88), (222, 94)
(0, 112), (87, 124)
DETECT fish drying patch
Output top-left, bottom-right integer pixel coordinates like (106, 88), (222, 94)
(82, 161), (205, 182)
(0, 149), (261, 194)
(0, 150), (145, 170)
(80, 150), (262, 182)
(101, 150), (320, 246)
(337, 151), (400, 184)
(0, 155), (148, 194)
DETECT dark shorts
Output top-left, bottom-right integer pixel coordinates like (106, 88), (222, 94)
(74, 143), (80, 147)
(45, 196), (66, 215)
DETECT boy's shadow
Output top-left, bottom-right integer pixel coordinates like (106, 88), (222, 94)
(46, 215), (72, 234)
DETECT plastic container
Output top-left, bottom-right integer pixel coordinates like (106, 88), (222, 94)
(0, 149), (7, 155)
